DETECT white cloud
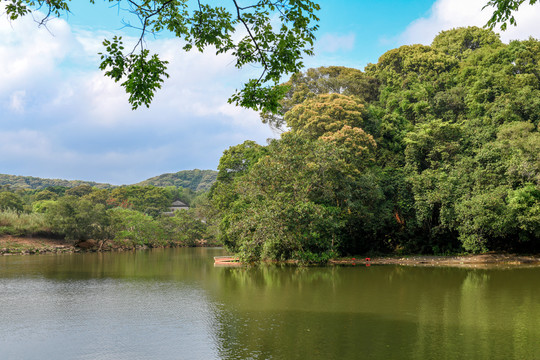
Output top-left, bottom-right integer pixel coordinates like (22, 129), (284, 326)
(9, 90), (26, 112)
(0, 130), (53, 158)
(0, 9), (275, 184)
(399, 0), (540, 45)
(316, 32), (356, 53)
(0, 13), (79, 94)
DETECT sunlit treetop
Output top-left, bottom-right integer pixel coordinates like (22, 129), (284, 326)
(4, 0), (320, 112)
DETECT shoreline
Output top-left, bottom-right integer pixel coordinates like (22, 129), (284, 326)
(330, 254), (540, 268)
(0, 235), (207, 255)
(0, 235), (75, 255)
(3, 236), (540, 268)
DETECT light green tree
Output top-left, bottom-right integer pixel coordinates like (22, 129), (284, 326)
(261, 66), (379, 129)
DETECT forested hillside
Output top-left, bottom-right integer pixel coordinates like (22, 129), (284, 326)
(0, 169), (217, 192)
(0, 170), (218, 246)
(0, 174), (113, 190)
(210, 27), (540, 262)
(136, 169), (217, 191)
(0, 183), (210, 248)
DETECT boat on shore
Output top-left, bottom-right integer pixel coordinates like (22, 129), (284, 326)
(214, 256), (241, 267)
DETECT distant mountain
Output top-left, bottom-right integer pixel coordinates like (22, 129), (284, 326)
(0, 169), (218, 192)
(136, 169), (217, 191)
(0, 174), (114, 190)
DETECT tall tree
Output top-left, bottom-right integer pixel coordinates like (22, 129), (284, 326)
(211, 27), (540, 258)
(261, 66), (379, 130)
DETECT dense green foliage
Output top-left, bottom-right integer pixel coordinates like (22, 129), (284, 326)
(136, 169), (217, 192)
(210, 27), (540, 262)
(0, 183), (213, 248)
(1, 169), (217, 194)
(0, 192), (25, 213)
(0, 174), (113, 190)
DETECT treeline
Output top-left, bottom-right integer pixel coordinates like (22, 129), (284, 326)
(209, 27), (540, 262)
(0, 169), (218, 192)
(0, 184), (214, 248)
(0, 174), (113, 190)
(136, 169), (217, 191)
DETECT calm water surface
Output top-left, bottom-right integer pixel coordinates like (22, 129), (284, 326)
(1, 248), (539, 359)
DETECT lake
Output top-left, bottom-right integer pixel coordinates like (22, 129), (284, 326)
(1, 248), (539, 359)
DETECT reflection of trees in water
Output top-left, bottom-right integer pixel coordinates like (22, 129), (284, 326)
(412, 268), (540, 360)
(6, 250), (539, 359)
(209, 265), (540, 360)
(213, 309), (420, 360)
(32, 247), (224, 281)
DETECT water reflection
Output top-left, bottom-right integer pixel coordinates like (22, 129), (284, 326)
(1, 249), (539, 359)
(210, 265), (540, 360)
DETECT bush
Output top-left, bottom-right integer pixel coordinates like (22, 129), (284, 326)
(158, 210), (207, 246)
(0, 210), (50, 236)
(46, 196), (109, 243)
(0, 192), (24, 213)
(107, 207), (165, 247)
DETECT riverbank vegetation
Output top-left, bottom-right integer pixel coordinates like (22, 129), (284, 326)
(0, 184), (215, 250)
(2, 27), (538, 263)
(209, 27), (540, 262)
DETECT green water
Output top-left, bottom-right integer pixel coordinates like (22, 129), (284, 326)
(0, 248), (539, 359)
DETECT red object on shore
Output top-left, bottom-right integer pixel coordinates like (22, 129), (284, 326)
(365, 258), (371, 261)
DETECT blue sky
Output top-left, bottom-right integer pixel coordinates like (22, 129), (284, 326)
(1, 0), (539, 185)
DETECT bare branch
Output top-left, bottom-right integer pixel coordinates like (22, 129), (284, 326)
(126, 0), (174, 53)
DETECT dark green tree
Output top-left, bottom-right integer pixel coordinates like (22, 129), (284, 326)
(0, 192), (24, 213)
(46, 196), (109, 243)
(159, 209), (207, 246)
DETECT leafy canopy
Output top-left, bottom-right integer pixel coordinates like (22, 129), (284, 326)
(5, 0), (320, 111)
(210, 26), (540, 260)
(484, 0), (538, 30)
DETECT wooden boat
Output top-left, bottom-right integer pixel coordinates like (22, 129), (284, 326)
(214, 256), (242, 267)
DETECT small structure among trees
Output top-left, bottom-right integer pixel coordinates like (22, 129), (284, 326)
(163, 200), (189, 216)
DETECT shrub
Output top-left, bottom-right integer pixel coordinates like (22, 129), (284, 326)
(107, 207), (165, 247)
(46, 196), (109, 243)
(0, 210), (50, 236)
(158, 209), (207, 246)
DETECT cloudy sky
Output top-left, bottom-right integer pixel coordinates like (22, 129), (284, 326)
(1, 0), (539, 185)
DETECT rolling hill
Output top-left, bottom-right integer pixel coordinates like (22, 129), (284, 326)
(0, 169), (218, 192)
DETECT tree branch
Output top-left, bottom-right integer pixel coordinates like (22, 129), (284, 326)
(232, 0), (268, 84)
